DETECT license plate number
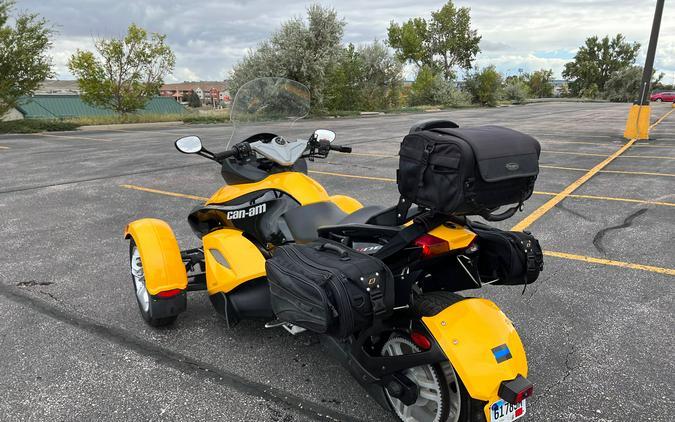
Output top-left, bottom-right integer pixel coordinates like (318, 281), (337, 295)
(490, 399), (526, 422)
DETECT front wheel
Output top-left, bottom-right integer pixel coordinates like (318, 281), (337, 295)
(129, 240), (178, 327)
(655, 98), (663, 102)
(382, 335), (473, 422)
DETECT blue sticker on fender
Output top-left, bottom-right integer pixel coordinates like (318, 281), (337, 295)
(492, 344), (512, 363)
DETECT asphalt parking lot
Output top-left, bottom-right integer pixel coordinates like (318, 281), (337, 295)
(1, 101), (673, 421)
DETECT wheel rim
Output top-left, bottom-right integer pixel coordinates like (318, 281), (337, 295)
(130, 246), (150, 313)
(382, 337), (461, 422)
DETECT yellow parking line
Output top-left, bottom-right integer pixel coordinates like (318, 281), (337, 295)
(649, 108), (674, 128)
(348, 152), (397, 158)
(541, 165), (675, 178)
(0, 145), (9, 150)
(36, 133), (112, 142)
(544, 250), (675, 276)
(308, 170), (396, 182)
(309, 170), (675, 207)
(511, 108), (673, 232)
(120, 184), (208, 201)
(534, 191), (675, 207)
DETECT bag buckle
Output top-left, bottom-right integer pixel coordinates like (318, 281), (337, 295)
(368, 288), (387, 316)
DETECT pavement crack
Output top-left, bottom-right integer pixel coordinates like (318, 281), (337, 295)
(538, 330), (577, 398)
(592, 208), (648, 254)
(555, 199), (593, 221)
(16, 280), (54, 287)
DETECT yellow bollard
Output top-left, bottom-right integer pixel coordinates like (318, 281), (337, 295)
(623, 104), (651, 140)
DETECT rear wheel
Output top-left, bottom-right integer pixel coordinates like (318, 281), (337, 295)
(129, 240), (177, 327)
(382, 335), (473, 422)
(656, 98), (663, 102)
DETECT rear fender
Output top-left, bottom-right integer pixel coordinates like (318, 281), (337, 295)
(124, 218), (187, 295)
(422, 298), (528, 402)
(202, 229), (266, 294)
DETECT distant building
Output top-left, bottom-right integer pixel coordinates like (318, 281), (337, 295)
(160, 81), (230, 106)
(10, 95), (186, 120)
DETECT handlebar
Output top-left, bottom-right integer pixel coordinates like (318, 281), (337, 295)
(330, 144), (352, 153)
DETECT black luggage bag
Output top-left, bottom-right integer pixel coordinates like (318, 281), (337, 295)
(472, 223), (544, 285)
(265, 239), (394, 338)
(397, 125), (541, 218)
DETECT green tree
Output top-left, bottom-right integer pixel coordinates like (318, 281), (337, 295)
(526, 69), (554, 98)
(185, 91), (201, 108)
(325, 44), (364, 111)
(230, 4), (344, 109)
(387, 0), (480, 81)
(604, 66), (664, 102)
(0, 0), (53, 116)
(464, 66), (503, 106)
(358, 41), (403, 110)
(562, 34), (640, 97)
(68, 23), (175, 113)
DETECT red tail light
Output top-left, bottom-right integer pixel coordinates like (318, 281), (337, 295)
(410, 330), (432, 350)
(157, 289), (182, 298)
(414, 234), (450, 258)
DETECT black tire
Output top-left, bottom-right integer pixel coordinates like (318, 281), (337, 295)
(413, 291), (465, 317)
(382, 334), (474, 422)
(129, 240), (178, 327)
(655, 98), (662, 102)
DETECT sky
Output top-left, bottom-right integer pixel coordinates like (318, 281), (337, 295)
(13, 0), (675, 84)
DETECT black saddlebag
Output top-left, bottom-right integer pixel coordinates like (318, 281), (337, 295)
(397, 125), (540, 217)
(265, 239), (394, 338)
(473, 224), (544, 285)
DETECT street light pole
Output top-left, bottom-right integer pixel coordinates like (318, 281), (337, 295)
(624, 0), (665, 140)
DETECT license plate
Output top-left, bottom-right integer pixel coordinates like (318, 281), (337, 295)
(490, 399), (526, 422)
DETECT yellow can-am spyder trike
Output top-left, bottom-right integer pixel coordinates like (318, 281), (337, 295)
(124, 78), (536, 422)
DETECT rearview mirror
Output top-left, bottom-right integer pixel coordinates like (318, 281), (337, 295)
(313, 129), (336, 143)
(175, 136), (203, 154)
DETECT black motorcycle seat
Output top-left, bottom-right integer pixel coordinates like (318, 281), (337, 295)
(284, 203), (396, 243)
(337, 205), (387, 225)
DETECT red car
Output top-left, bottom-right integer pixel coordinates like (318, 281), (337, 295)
(650, 91), (675, 102)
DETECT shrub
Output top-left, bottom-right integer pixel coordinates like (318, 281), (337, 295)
(0, 119), (80, 134)
(464, 66), (503, 106)
(504, 80), (530, 104)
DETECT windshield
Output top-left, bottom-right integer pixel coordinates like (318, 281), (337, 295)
(227, 77), (311, 148)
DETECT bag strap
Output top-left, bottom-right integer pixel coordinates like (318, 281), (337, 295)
(375, 212), (446, 260)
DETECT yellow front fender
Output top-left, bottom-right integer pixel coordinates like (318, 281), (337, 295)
(124, 218), (187, 295)
(422, 298), (528, 402)
(203, 229), (266, 294)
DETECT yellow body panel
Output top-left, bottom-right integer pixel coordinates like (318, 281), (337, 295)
(329, 194), (363, 213)
(422, 298), (528, 406)
(203, 229), (266, 294)
(428, 223), (476, 251)
(207, 172), (330, 206)
(124, 218), (187, 295)
(624, 104), (651, 140)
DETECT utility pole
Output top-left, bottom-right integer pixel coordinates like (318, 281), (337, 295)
(624, 0), (665, 140)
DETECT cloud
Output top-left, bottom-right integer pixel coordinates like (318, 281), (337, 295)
(14, 0), (675, 80)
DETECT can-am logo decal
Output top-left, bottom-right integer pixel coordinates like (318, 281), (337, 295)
(226, 203), (267, 220)
(505, 162), (520, 171)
